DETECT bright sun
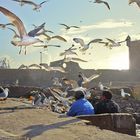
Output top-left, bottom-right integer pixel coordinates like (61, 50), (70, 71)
(109, 53), (129, 70)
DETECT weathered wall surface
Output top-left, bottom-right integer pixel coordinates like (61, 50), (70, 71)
(0, 61), (140, 87)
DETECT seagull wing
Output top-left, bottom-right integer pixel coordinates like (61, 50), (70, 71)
(51, 35), (67, 42)
(28, 64), (42, 69)
(28, 22), (45, 37)
(40, 1), (48, 5)
(73, 38), (85, 46)
(71, 57), (88, 62)
(18, 64), (28, 69)
(59, 23), (69, 28)
(87, 74), (100, 82)
(88, 39), (102, 45)
(0, 6), (27, 38)
(102, 1), (110, 10)
(21, 0), (37, 6)
(70, 26), (80, 28)
(7, 27), (20, 38)
(106, 38), (116, 44)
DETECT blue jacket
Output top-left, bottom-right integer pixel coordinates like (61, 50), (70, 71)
(67, 98), (95, 116)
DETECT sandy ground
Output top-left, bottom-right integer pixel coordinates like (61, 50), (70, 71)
(0, 98), (139, 140)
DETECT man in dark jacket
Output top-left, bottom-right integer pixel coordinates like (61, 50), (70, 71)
(94, 90), (120, 114)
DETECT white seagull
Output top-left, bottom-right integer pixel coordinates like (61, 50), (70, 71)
(0, 6), (44, 54)
(121, 89), (131, 98)
(129, 0), (140, 8)
(59, 23), (80, 30)
(73, 37), (102, 52)
(59, 44), (77, 57)
(12, 0), (49, 11)
(0, 87), (9, 101)
(93, 0), (110, 10)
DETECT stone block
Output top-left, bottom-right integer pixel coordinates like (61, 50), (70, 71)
(77, 113), (136, 136)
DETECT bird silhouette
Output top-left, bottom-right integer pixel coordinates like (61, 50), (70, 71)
(73, 37), (102, 52)
(12, 0), (49, 11)
(93, 0), (110, 10)
(0, 87), (9, 101)
(79, 72), (100, 85)
(129, 0), (140, 8)
(0, 6), (44, 54)
(59, 44), (77, 57)
(59, 23), (80, 30)
(99, 38), (126, 49)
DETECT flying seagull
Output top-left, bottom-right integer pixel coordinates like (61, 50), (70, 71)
(59, 44), (77, 57)
(93, 0), (110, 10)
(0, 6), (44, 54)
(129, 0), (140, 8)
(99, 38), (126, 49)
(59, 23), (80, 30)
(0, 87), (9, 101)
(12, 0), (49, 11)
(73, 37), (102, 52)
(11, 0), (32, 6)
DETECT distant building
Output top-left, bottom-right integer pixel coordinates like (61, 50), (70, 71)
(126, 36), (140, 70)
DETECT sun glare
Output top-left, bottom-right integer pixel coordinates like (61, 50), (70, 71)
(109, 53), (129, 70)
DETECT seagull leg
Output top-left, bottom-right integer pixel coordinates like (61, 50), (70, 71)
(24, 46), (27, 55)
(19, 46), (22, 54)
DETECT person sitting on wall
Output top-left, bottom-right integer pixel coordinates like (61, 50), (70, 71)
(66, 89), (95, 117)
(94, 90), (120, 114)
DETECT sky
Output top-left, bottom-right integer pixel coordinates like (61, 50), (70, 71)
(0, 0), (140, 70)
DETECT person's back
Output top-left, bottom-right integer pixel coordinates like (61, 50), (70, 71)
(67, 90), (94, 116)
(94, 90), (120, 114)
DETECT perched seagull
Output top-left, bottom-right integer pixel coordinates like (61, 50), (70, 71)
(12, 0), (49, 11)
(0, 23), (14, 29)
(0, 6), (44, 54)
(0, 87), (9, 101)
(129, 0), (140, 8)
(121, 89), (131, 98)
(94, 0), (110, 10)
(59, 23), (80, 30)
(99, 38), (126, 49)
(59, 44), (77, 57)
(79, 72), (100, 85)
(73, 37), (102, 52)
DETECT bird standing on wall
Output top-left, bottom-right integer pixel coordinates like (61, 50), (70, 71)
(121, 89), (131, 98)
(0, 87), (9, 101)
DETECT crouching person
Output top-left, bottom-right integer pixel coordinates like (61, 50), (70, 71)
(94, 90), (120, 114)
(67, 90), (95, 117)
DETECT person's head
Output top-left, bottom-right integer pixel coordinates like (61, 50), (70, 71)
(74, 90), (85, 100)
(101, 90), (112, 100)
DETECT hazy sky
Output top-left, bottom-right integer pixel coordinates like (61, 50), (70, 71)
(0, 0), (140, 70)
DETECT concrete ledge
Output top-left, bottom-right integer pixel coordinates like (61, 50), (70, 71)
(77, 113), (136, 136)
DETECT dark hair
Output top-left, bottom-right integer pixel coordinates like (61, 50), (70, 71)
(102, 90), (112, 100)
(74, 90), (85, 100)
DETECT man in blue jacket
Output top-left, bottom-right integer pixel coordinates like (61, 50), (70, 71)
(67, 89), (95, 117)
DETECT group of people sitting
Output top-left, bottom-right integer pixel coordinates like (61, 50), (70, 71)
(66, 89), (120, 117)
